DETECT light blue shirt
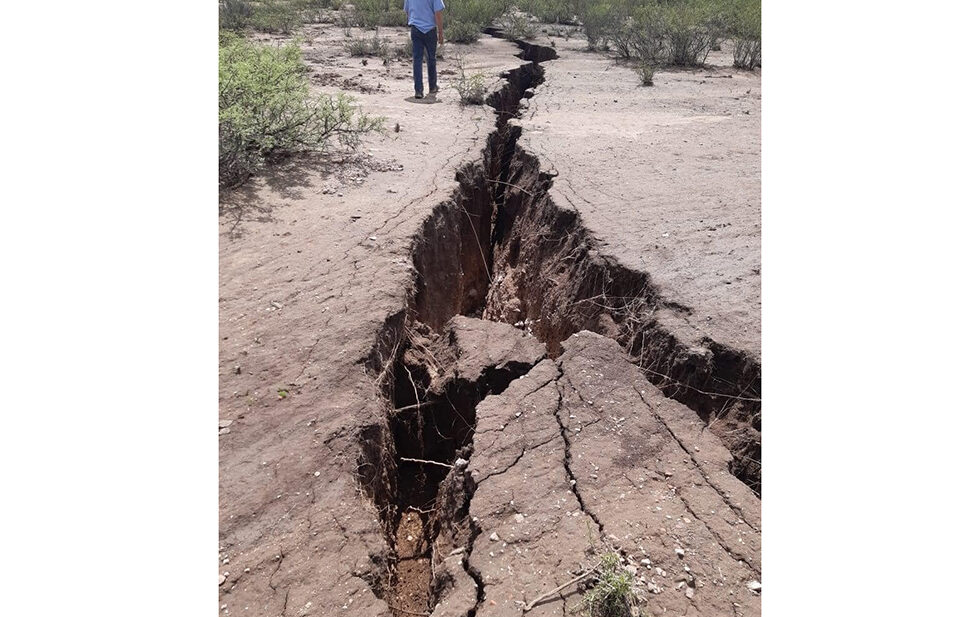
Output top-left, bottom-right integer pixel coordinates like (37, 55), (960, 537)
(404, 0), (445, 33)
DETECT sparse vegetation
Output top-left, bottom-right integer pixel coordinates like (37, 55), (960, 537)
(219, 0), (254, 31)
(575, 552), (642, 617)
(443, 0), (508, 43)
(249, 0), (305, 34)
(516, 0), (761, 70)
(350, 0), (406, 28)
(731, 0), (761, 69)
(501, 8), (538, 41)
(344, 30), (391, 57)
(451, 54), (489, 105)
(636, 62), (655, 86)
(662, 0), (726, 66)
(581, 2), (618, 51)
(218, 34), (384, 188)
(516, 0), (577, 25)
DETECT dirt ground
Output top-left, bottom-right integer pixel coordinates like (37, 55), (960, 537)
(220, 19), (761, 617)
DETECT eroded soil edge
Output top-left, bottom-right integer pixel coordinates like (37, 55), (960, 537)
(355, 36), (760, 617)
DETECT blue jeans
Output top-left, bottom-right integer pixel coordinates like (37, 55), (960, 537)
(411, 25), (438, 95)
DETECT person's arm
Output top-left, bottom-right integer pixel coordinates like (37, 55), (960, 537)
(435, 10), (444, 45)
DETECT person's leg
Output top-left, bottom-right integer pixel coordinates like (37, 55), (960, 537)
(411, 26), (424, 97)
(424, 28), (438, 93)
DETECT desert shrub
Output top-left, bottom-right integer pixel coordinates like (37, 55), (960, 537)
(344, 31), (391, 57)
(300, 0), (338, 24)
(349, 0), (402, 27)
(218, 35), (384, 187)
(576, 552), (642, 617)
(732, 0), (761, 69)
(250, 0), (306, 34)
(631, 4), (668, 64)
(443, 0), (508, 42)
(396, 37), (414, 59)
(581, 2), (617, 51)
(635, 62), (655, 86)
(662, 0), (726, 66)
(516, 0), (576, 25)
(219, 0), (254, 31)
(608, 15), (637, 59)
(445, 20), (482, 43)
(451, 54), (488, 105)
(501, 8), (537, 41)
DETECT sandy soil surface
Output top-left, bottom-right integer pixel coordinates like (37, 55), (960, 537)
(520, 37), (761, 360)
(219, 18), (761, 617)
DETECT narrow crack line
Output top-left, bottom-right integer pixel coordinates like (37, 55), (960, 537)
(477, 428), (561, 487)
(632, 384), (760, 534)
(553, 365), (606, 538)
(277, 586), (290, 617)
(268, 545), (285, 592)
(671, 482), (761, 576)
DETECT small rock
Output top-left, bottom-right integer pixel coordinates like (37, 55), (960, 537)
(314, 471), (321, 477)
(625, 565), (638, 575)
(271, 301), (283, 309)
(685, 586), (695, 599)
(234, 365), (241, 375)
(514, 513), (525, 523)
(454, 458), (468, 467)
(640, 558), (651, 566)
(489, 532), (500, 542)
(219, 574), (226, 585)
(674, 548), (685, 558)
(747, 580), (762, 594)
(222, 558), (230, 565)
(219, 427), (231, 436)
(219, 419), (234, 429)
(369, 236), (377, 241)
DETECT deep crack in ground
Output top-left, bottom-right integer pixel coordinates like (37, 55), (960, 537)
(354, 33), (761, 617)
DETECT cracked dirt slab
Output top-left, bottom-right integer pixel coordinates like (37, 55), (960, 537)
(517, 37), (761, 361)
(461, 331), (760, 617)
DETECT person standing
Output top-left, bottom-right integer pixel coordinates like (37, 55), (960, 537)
(404, 0), (445, 99)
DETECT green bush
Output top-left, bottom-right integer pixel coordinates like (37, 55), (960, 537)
(581, 2), (617, 51)
(351, 0), (407, 28)
(451, 54), (489, 105)
(501, 8), (537, 41)
(445, 20), (482, 43)
(250, 0), (305, 34)
(635, 62), (655, 86)
(219, 0), (253, 31)
(218, 34), (384, 187)
(732, 0), (761, 69)
(630, 5), (668, 64)
(345, 31), (391, 57)
(662, 0), (726, 66)
(576, 552), (642, 617)
(516, 0), (577, 25)
(443, 0), (508, 42)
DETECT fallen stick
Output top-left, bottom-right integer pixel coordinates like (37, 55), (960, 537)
(518, 564), (599, 613)
(400, 457), (454, 469)
(392, 401), (436, 413)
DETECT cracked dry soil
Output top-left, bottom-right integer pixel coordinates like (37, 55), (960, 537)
(357, 38), (760, 617)
(220, 30), (760, 617)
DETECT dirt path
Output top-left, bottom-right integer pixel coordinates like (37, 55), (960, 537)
(220, 26), (760, 617)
